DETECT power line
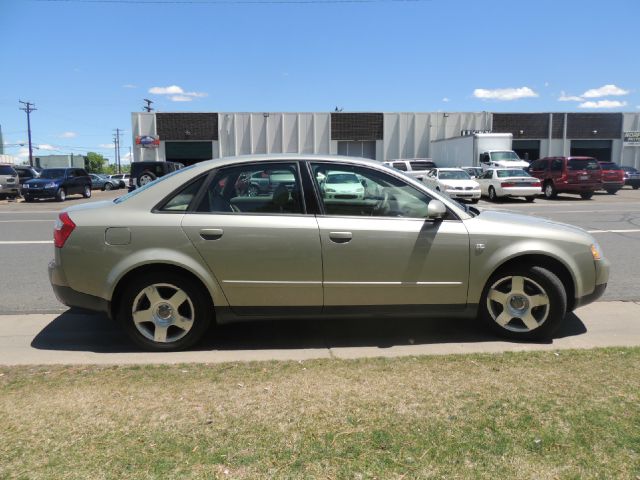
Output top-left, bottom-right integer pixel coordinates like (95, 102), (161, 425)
(18, 100), (37, 167)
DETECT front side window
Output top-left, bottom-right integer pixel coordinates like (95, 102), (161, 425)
(311, 162), (440, 219)
(551, 159), (563, 172)
(196, 162), (303, 215)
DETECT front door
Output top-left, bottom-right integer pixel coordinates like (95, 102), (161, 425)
(181, 161), (323, 315)
(309, 162), (470, 313)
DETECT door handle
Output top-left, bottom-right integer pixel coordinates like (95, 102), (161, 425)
(200, 228), (224, 240)
(329, 231), (352, 244)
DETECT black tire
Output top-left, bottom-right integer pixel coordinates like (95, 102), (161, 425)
(543, 181), (557, 199)
(55, 188), (66, 202)
(633, 185), (639, 190)
(117, 271), (213, 351)
(137, 171), (157, 187)
(605, 189), (618, 195)
(24, 196), (34, 203)
(104, 182), (113, 191)
(82, 185), (91, 198)
(488, 186), (498, 202)
(470, 198), (479, 204)
(580, 192), (593, 200)
(479, 265), (567, 341)
(525, 196), (535, 203)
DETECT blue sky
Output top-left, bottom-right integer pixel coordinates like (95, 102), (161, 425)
(1, 0), (638, 164)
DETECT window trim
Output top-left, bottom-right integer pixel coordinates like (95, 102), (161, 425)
(152, 172), (211, 214)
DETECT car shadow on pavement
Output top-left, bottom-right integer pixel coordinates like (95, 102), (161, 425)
(31, 309), (587, 354)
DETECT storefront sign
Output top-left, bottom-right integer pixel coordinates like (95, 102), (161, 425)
(135, 135), (160, 148)
(460, 129), (492, 136)
(624, 132), (640, 146)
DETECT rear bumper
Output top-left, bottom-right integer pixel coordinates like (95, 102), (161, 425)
(556, 183), (599, 193)
(48, 260), (110, 314)
(500, 186), (541, 197)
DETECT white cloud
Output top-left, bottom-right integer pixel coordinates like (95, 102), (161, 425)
(149, 85), (184, 95)
(473, 86), (538, 101)
(442, 97), (450, 102)
(169, 95), (193, 102)
(149, 84), (208, 101)
(122, 84), (137, 89)
(36, 144), (58, 151)
(99, 143), (116, 149)
(578, 100), (627, 109)
(558, 91), (583, 102)
(58, 131), (78, 138)
(121, 151), (133, 163)
(582, 84), (629, 98)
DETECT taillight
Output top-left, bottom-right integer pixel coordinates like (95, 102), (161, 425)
(54, 212), (76, 248)
(531, 181), (541, 187)
(501, 182), (515, 188)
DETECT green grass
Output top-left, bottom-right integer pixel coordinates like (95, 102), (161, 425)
(1, 348), (639, 479)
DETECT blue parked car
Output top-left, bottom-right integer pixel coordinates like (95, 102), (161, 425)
(89, 173), (118, 191)
(23, 167), (92, 202)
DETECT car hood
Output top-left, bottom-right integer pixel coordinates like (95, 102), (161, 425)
(441, 179), (479, 188)
(25, 178), (61, 185)
(327, 183), (364, 192)
(474, 209), (592, 241)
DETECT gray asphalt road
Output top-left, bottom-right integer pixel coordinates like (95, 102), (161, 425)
(0, 188), (639, 314)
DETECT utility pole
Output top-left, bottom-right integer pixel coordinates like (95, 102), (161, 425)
(19, 100), (37, 167)
(143, 98), (154, 112)
(113, 128), (122, 174)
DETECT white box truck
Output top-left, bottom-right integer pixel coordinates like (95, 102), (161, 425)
(430, 133), (529, 170)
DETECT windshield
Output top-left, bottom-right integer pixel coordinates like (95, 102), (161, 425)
(568, 159), (600, 171)
(497, 169), (529, 178)
(0, 165), (16, 175)
(326, 173), (360, 184)
(490, 151), (521, 162)
(114, 164), (198, 204)
(40, 169), (66, 179)
(439, 170), (470, 180)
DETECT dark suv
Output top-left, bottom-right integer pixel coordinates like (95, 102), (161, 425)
(528, 157), (602, 200)
(129, 161), (183, 191)
(22, 167), (92, 202)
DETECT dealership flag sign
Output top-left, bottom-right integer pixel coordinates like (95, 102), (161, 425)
(135, 135), (160, 148)
(624, 132), (640, 146)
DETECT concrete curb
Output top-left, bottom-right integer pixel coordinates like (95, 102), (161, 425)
(0, 301), (639, 365)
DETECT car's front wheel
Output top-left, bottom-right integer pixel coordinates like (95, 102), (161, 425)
(82, 185), (91, 198)
(488, 186), (498, 202)
(543, 182), (557, 199)
(117, 272), (213, 351)
(479, 265), (567, 341)
(104, 182), (113, 191)
(55, 188), (66, 202)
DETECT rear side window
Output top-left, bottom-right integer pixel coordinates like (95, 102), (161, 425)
(392, 162), (408, 171)
(409, 161), (434, 170)
(568, 159), (600, 171)
(159, 176), (206, 212)
(598, 162), (622, 170)
(0, 166), (16, 175)
(551, 159), (563, 172)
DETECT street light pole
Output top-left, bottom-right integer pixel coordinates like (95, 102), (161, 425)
(19, 100), (36, 167)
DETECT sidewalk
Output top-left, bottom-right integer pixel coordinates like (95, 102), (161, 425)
(1, 301), (639, 365)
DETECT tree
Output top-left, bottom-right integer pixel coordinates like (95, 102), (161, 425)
(85, 152), (107, 173)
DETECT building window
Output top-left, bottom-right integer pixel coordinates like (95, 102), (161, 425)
(337, 141), (376, 159)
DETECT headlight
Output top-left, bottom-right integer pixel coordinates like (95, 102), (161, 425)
(45, 182), (57, 188)
(325, 188), (336, 193)
(590, 242), (603, 261)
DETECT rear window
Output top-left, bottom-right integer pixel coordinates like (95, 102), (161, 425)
(599, 162), (622, 170)
(568, 159), (600, 171)
(409, 161), (434, 170)
(497, 169), (529, 178)
(392, 162), (408, 171)
(0, 165), (16, 175)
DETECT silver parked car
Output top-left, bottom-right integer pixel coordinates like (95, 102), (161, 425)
(49, 155), (609, 351)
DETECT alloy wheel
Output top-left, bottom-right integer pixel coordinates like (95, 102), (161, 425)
(486, 275), (550, 333)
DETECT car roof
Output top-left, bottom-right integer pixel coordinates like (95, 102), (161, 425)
(435, 167), (464, 171)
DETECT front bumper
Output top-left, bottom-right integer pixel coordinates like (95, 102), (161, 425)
(23, 187), (58, 199)
(445, 189), (481, 200)
(48, 260), (110, 314)
(574, 257), (610, 309)
(0, 184), (20, 195)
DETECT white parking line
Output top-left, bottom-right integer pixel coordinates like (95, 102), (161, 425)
(0, 241), (53, 245)
(0, 220), (54, 223)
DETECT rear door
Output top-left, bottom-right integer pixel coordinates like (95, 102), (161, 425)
(181, 161), (323, 315)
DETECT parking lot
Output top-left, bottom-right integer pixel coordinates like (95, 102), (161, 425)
(1, 186), (639, 363)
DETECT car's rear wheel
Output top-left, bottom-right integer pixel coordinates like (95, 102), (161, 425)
(82, 185), (91, 198)
(543, 182), (557, 199)
(525, 196), (535, 203)
(104, 182), (113, 191)
(633, 185), (639, 190)
(138, 171), (157, 187)
(479, 265), (566, 341)
(118, 272), (213, 351)
(580, 192), (593, 200)
(488, 186), (498, 202)
(55, 188), (66, 202)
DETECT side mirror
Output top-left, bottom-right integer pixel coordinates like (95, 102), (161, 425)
(361, 179), (367, 187)
(426, 200), (446, 220)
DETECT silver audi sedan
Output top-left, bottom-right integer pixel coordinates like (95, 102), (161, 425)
(49, 155), (609, 351)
